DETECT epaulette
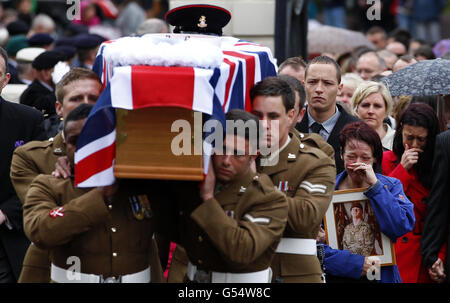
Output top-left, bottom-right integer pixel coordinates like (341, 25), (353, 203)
(300, 133), (334, 159)
(15, 138), (54, 152)
(253, 173), (280, 195)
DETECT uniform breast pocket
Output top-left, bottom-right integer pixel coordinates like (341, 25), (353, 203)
(125, 206), (153, 253)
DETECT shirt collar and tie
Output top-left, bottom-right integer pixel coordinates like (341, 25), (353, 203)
(307, 105), (341, 141)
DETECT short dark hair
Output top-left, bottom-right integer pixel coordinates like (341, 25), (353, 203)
(414, 45), (435, 60)
(250, 76), (295, 112)
(393, 103), (440, 188)
(305, 55), (342, 84)
(63, 103), (93, 136)
(277, 74), (306, 110)
(339, 121), (383, 172)
(398, 54), (416, 63)
(278, 56), (307, 73)
(0, 47), (9, 74)
(225, 109), (260, 146)
(388, 28), (412, 51)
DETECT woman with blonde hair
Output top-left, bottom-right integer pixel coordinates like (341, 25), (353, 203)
(352, 81), (395, 150)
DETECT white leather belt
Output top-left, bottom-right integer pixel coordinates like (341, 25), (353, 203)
(187, 262), (272, 283)
(275, 238), (317, 255)
(51, 264), (151, 283)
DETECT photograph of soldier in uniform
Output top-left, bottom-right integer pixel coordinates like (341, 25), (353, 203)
(333, 200), (383, 256)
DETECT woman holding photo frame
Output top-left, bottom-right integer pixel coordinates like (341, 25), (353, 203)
(322, 121), (415, 283)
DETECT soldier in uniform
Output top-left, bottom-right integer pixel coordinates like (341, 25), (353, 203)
(250, 76), (336, 282)
(161, 3), (233, 282)
(342, 202), (375, 256)
(10, 68), (103, 283)
(11, 68), (165, 282)
(151, 110), (288, 283)
(23, 104), (155, 283)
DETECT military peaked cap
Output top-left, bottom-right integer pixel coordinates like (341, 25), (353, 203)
(165, 4), (231, 36)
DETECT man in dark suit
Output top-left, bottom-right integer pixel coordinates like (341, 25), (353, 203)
(296, 56), (359, 174)
(19, 50), (65, 119)
(421, 129), (450, 283)
(0, 46), (46, 282)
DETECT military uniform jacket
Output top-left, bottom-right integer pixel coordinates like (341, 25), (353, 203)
(152, 171), (288, 274)
(292, 129), (335, 160)
(11, 132), (65, 204)
(10, 132), (64, 282)
(342, 221), (375, 256)
(258, 133), (336, 281)
(23, 177), (154, 278)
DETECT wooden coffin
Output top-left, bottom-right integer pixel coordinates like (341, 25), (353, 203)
(114, 106), (203, 181)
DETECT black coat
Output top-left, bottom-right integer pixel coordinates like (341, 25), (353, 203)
(421, 130), (450, 281)
(19, 80), (57, 117)
(296, 104), (359, 174)
(0, 98), (46, 280)
(7, 63), (21, 85)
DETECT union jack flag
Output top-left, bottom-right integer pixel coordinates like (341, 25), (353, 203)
(74, 35), (277, 187)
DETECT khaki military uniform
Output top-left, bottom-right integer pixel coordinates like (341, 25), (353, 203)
(10, 133), (64, 282)
(343, 222), (374, 256)
(166, 245), (189, 283)
(258, 132), (336, 283)
(11, 133), (164, 282)
(23, 177), (155, 282)
(152, 171), (288, 282)
(292, 129), (335, 160)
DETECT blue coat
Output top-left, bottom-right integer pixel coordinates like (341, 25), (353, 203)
(324, 172), (415, 283)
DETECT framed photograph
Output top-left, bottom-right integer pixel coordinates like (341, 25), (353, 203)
(324, 188), (396, 266)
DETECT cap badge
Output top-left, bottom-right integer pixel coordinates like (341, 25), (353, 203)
(197, 16), (207, 28)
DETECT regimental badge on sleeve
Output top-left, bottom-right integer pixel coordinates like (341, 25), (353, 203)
(129, 195), (153, 220)
(49, 207), (64, 218)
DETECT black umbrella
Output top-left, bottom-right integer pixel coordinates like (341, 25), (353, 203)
(382, 58), (450, 96)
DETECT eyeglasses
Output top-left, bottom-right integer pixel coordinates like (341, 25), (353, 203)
(343, 154), (374, 162)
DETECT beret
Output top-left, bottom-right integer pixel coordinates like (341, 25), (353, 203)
(73, 33), (106, 49)
(16, 47), (46, 63)
(6, 20), (29, 36)
(350, 202), (363, 210)
(165, 4), (231, 36)
(52, 45), (76, 61)
(55, 36), (75, 47)
(32, 50), (66, 70)
(27, 33), (54, 47)
(5, 35), (29, 56)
